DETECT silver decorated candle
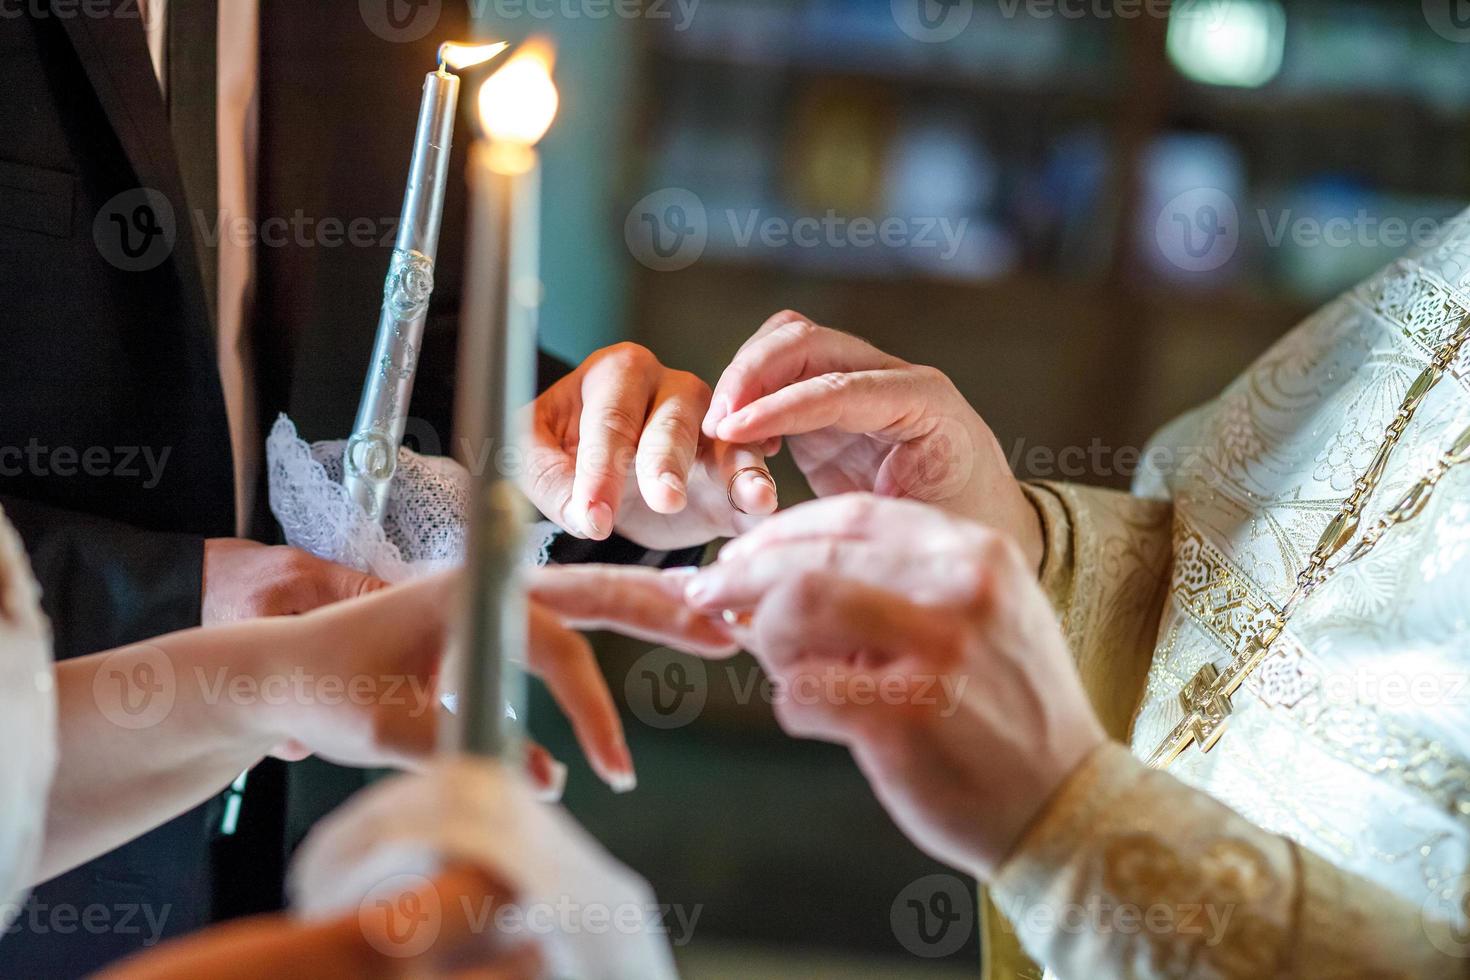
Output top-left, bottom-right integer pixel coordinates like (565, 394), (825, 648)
(343, 41), (507, 522)
(448, 40), (559, 759)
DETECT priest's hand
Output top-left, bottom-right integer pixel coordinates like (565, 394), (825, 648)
(704, 311), (1043, 573)
(525, 343), (778, 550)
(202, 538), (387, 624)
(686, 494), (1104, 878)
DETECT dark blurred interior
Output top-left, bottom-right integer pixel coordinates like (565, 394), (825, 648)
(518, 1), (1470, 974)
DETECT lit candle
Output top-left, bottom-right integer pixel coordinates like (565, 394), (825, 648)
(343, 41), (509, 522)
(450, 40), (560, 758)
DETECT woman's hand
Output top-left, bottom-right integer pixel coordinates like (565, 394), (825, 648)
(704, 312), (1043, 572)
(686, 495), (1104, 878)
(44, 563), (732, 882)
(249, 565), (737, 789)
(525, 343), (778, 550)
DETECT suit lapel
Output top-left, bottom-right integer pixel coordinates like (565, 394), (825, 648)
(56, 0), (214, 342)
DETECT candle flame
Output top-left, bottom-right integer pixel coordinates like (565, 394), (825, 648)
(438, 41), (510, 72)
(477, 39), (559, 149)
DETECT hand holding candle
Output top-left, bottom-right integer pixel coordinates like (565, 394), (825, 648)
(342, 41), (508, 523)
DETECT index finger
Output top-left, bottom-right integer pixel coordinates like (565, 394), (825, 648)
(718, 494), (974, 563)
(529, 565), (738, 658)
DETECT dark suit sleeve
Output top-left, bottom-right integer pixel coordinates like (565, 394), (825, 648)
(1, 494), (204, 661)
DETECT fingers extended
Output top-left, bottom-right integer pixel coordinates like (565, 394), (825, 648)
(529, 565), (737, 657)
(571, 346), (660, 539)
(527, 602), (635, 791)
(634, 371), (710, 515)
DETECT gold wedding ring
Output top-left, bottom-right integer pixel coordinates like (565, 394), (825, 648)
(726, 466), (777, 515)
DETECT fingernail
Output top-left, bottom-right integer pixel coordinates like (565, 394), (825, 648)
(703, 396), (728, 433)
(718, 538), (751, 562)
(609, 771), (638, 795)
(584, 501), (613, 538)
(722, 609), (752, 628)
(536, 761), (568, 803)
(717, 413), (746, 438)
(659, 472), (687, 497)
(664, 565), (701, 578)
(684, 577), (711, 606)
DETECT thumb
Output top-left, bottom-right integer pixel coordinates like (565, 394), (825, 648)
(303, 556), (388, 612)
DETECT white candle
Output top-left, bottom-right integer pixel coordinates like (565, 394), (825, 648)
(451, 40), (560, 758)
(343, 41), (508, 523)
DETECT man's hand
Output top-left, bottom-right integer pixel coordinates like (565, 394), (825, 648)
(526, 343), (778, 551)
(246, 565), (736, 789)
(686, 495), (1104, 878)
(202, 538), (386, 624)
(704, 311), (1043, 572)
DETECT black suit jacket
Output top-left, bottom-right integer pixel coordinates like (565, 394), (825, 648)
(1, 4), (678, 976)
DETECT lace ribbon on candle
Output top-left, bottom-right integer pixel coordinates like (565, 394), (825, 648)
(267, 415), (557, 582)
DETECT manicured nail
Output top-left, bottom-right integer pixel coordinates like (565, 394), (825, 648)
(584, 501), (613, 538)
(719, 537), (751, 562)
(717, 413), (747, 439)
(537, 761), (568, 803)
(609, 771), (638, 794)
(659, 471), (687, 497)
(684, 577), (711, 606)
(703, 396), (728, 434)
(665, 565), (701, 578)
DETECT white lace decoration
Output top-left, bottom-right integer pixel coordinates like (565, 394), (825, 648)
(267, 416), (557, 583)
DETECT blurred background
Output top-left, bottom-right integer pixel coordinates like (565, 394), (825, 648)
(495, 0), (1470, 975)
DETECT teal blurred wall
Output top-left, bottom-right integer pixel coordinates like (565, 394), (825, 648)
(475, 7), (636, 361)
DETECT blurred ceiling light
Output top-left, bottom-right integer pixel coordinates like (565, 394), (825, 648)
(1167, 0), (1286, 89)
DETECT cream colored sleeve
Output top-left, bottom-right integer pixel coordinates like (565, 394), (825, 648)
(1020, 482), (1173, 740)
(990, 743), (1467, 979)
